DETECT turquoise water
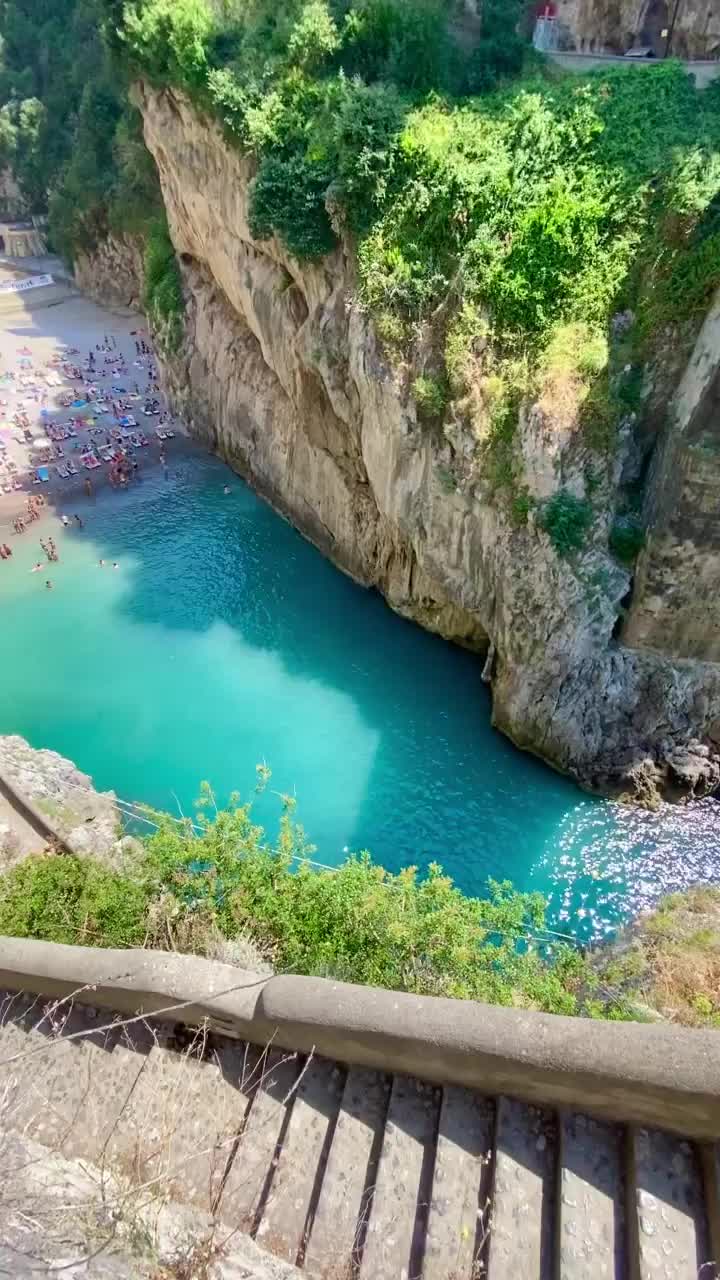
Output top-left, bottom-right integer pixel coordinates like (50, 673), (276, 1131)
(1, 451), (718, 940)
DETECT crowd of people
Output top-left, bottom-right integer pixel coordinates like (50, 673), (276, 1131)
(0, 322), (186, 588)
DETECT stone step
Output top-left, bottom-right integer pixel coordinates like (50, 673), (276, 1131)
(257, 1057), (344, 1265)
(0, 992), (148, 1165)
(104, 1027), (250, 1212)
(359, 1074), (441, 1280)
(701, 1142), (720, 1270)
(557, 1111), (624, 1280)
(305, 1067), (390, 1278)
(485, 1096), (555, 1280)
(629, 1127), (711, 1280)
(220, 1048), (301, 1233)
(2, 992), (719, 1280)
(422, 1086), (494, 1280)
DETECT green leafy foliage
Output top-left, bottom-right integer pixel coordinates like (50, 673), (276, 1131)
(538, 490), (593, 556)
(412, 374), (446, 417)
(250, 153), (336, 258)
(609, 514), (645, 564)
(0, 853), (148, 947)
(0, 780), (618, 1017)
(0, 0), (163, 256)
(143, 216), (184, 352)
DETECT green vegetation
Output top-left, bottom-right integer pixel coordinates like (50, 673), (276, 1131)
(609, 514), (645, 565)
(538, 489), (593, 557)
(0, 778), (629, 1018)
(591, 887), (720, 1028)
(143, 216), (184, 352)
(412, 374), (447, 418)
(4, 0), (720, 543)
(0, 779), (715, 1027)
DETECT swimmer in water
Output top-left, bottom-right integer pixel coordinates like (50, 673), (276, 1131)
(31, 562), (42, 573)
(112, 561), (119, 570)
(45, 580), (53, 589)
(223, 485), (230, 495)
(98, 558), (105, 567)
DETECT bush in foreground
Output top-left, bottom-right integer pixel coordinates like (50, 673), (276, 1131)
(0, 778), (638, 1020)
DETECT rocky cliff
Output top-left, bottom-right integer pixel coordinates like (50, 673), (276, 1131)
(553, 0), (720, 57)
(80, 82), (718, 804)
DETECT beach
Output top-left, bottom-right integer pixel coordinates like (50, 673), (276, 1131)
(0, 262), (184, 535)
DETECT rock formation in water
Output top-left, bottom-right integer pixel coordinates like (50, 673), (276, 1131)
(76, 82), (720, 805)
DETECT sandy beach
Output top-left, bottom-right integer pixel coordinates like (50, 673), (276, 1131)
(0, 262), (184, 535)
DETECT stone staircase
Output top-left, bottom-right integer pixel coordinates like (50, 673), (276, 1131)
(1, 987), (718, 1280)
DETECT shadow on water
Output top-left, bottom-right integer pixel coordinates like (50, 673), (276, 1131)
(26, 448), (590, 900)
(5, 406), (720, 941)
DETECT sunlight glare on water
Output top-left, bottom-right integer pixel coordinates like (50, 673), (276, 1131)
(1, 448), (718, 941)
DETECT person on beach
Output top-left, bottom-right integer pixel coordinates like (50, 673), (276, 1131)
(2, 544), (12, 558)
(0, 546), (7, 560)
(85, 478), (93, 497)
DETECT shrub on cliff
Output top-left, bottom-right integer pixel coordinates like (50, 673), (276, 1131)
(0, 853), (148, 947)
(0, 778), (601, 1017)
(538, 490), (593, 556)
(143, 216), (184, 352)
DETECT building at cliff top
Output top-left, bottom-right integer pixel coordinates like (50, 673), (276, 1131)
(533, 0), (720, 59)
(0, 218), (48, 259)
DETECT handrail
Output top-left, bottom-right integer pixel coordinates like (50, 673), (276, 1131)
(0, 937), (718, 1138)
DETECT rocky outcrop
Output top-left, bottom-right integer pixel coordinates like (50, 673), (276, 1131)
(104, 83), (720, 803)
(74, 233), (145, 310)
(553, 0), (720, 57)
(0, 735), (125, 865)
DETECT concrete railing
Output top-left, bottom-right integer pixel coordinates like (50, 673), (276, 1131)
(1, 937), (719, 1138)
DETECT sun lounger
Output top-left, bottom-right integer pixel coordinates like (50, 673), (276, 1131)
(66, 460), (78, 476)
(56, 464), (69, 479)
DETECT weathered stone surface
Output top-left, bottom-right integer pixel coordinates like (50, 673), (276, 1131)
(0, 733), (124, 863)
(558, 1111), (624, 1280)
(486, 1097), (555, 1279)
(111, 82), (720, 804)
(75, 234), (145, 311)
(360, 1074), (440, 1279)
(551, 0), (720, 58)
(422, 1086), (494, 1280)
(630, 1127), (712, 1280)
(257, 1057), (343, 1263)
(305, 1066), (390, 1277)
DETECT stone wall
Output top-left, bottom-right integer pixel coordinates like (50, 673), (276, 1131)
(624, 295), (720, 665)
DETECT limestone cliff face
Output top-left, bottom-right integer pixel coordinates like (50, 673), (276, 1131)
(556, 0), (720, 57)
(75, 234), (145, 311)
(553, 0), (720, 57)
(116, 82), (720, 802)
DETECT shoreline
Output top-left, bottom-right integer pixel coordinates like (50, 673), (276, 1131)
(0, 268), (188, 536)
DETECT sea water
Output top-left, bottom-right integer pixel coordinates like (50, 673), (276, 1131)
(1, 451), (718, 941)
